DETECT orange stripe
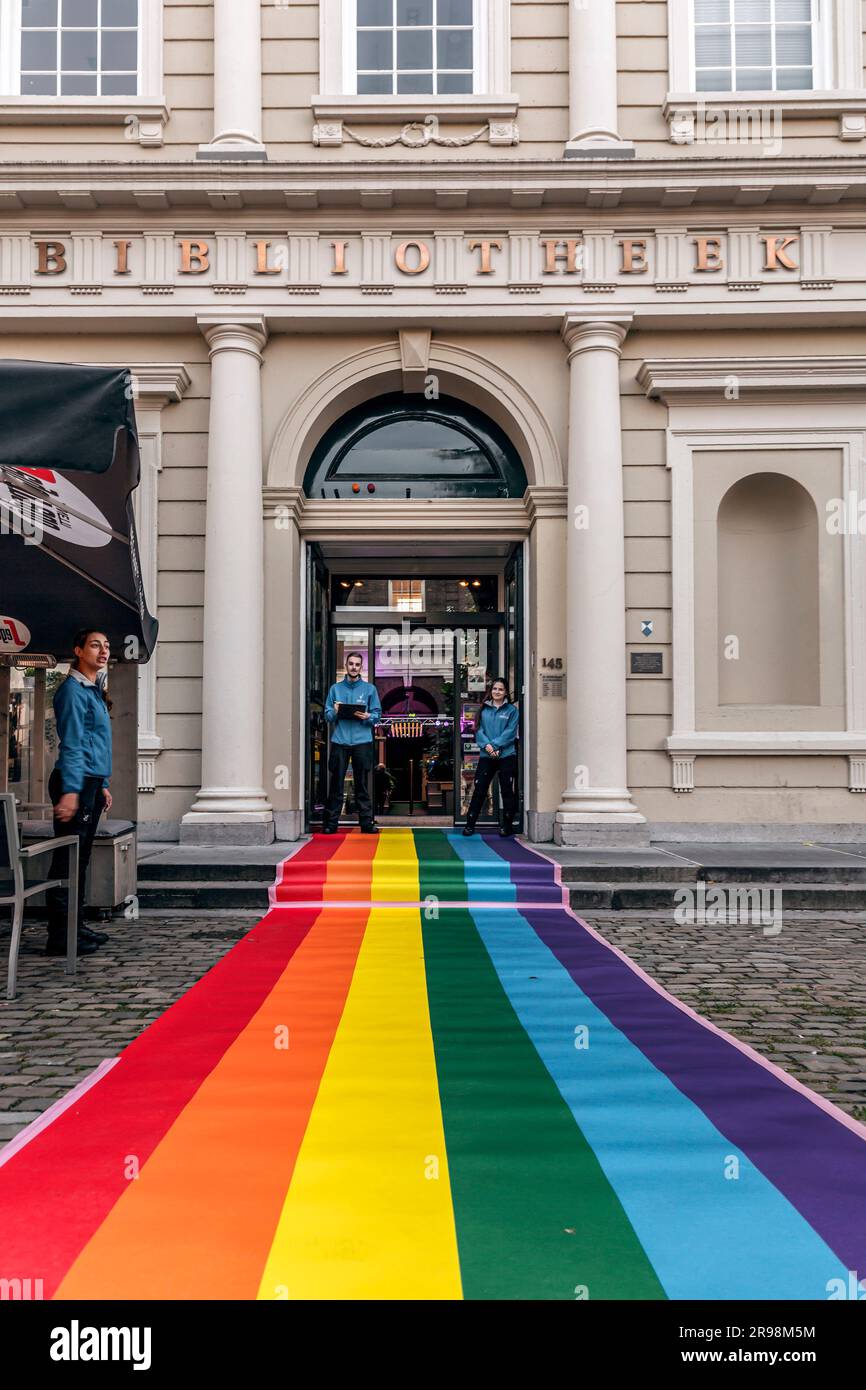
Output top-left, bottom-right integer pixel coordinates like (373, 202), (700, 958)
(56, 833), (379, 1300)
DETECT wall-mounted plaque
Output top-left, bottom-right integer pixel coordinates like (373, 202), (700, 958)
(630, 651), (664, 675)
(540, 673), (566, 698)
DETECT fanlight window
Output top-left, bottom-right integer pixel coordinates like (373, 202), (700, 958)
(304, 394), (528, 499)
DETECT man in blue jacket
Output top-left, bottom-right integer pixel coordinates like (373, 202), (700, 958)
(323, 651), (383, 833)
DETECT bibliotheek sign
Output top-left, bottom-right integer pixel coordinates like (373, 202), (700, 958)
(0, 228), (817, 296)
(25, 232), (801, 280)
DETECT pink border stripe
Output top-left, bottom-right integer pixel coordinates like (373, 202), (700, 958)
(0, 1058), (119, 1171)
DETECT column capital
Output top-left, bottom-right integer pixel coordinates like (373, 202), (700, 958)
(561, 311), (634, 359)
(197, 314), (269, 360)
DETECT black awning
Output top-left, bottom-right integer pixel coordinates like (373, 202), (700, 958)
(0, 360), (157, 663)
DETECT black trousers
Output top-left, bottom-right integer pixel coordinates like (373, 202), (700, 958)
(45, 769), (104, 937)
(324, 740), (375, 830)
(466, 754), (518, 830)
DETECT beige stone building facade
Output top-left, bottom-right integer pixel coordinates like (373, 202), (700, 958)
(1, 0), (865, 844)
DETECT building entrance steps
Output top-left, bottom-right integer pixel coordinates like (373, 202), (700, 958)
(135, 837), (866, 914)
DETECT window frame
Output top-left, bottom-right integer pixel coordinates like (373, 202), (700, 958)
(691, 0), (821, 94)
(0, 0), (166, 144)
(349, 0), (483, 99)
(314, 0), (516, 129)
(668, 0), (863, 96)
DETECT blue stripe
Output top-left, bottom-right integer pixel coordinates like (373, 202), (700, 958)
(445, 831), (517, 902)
(467, 903), (848, 1300)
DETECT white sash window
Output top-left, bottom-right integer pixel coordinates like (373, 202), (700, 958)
(18, 0), (139, 98)
(0, 0), (165, 142)
(694, 0), (816, 93)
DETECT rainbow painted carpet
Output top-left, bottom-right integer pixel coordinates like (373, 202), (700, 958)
(1, 828), (865, 1300)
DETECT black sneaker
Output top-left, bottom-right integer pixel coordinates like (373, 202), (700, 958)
(322, 827), (338, 835)
(45, 936), (99, 957)
(462, 825), (476, 837)
(80, 924), (109, 945)
(360, 823), (380, 834)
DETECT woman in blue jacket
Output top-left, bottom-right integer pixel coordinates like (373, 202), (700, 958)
(463, 678), (519, 837)
(45, 629), (114, 957)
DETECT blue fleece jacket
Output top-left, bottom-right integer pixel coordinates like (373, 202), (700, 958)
(53, 672), (112, 793)
(477, 700), (519, 759)
(325, 676), (382, 746)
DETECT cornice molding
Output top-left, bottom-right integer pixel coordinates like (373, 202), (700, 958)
(524, 485), (567, 521)
(638, 355), (866, 401)
(125, 362), (192, 408)
(289, 496), (531, 540)
(4, 157), (866, 214)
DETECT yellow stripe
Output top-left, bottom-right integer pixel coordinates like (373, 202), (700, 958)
(258, 831), (463, 1300)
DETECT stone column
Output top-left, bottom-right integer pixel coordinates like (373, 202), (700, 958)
(197, 0), (267, 160)
(555, 312), (646, 845)
(181, 317), (274, 843)
(565, 0), (634, 158)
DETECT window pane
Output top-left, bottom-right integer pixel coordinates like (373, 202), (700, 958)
(358, 0), (392, 24)
(695, 0), (730, 18)
(358, 29), (392, 69)
(21, 31), (56, 68)
(776, 65), (812, 88)
(21, 0), (58, 25)
(62, 71), (97, 93)
(695, 27), (731, 65)
(733, 0), (769, 19)
(775, 25), (811, 63)
(735, 66), (771, 87)
(62, 0), (98, 23)
(438, 70), (473, 92)
(777, 0), (811, 17)
(102, 29), (137, 68)
(102, 0), (138, 22)
(397, 28), (432, 67)
(21, 71), (57, 93)
(437, 29), (472, 68)
(396, 70), (433, 92)
(397, 0), (432, 23)
(734, 25), (771, 63)
(102, 70), (138, 93)
(61, 29), (98, 69)
(358, 71), (392, 92)
(439, 0), (472, 22)
(696, 68), (732, 90)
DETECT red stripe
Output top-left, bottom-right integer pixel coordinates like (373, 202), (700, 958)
(0, 834), (338, 1297)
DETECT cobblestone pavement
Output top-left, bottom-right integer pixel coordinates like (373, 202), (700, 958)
(584, 911), (866, 1121)
(1, 908), (865, 1152)
(0, 912), (256, 1152)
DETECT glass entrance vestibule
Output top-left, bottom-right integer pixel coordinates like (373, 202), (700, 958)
(305, 555), (524, 830)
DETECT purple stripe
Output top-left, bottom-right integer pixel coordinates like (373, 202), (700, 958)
(479, 833), (563, 902)
(518, 901), (866, 1272)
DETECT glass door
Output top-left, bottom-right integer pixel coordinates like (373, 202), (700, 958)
(305, 543), (330, 827)
(455, 626), (497, 825)
(504, 543), (525, 832)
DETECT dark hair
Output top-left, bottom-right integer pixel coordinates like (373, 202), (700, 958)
(71, 629), (112, 711)
(345, 651), (365, 666)
(474, 677), (511, 735)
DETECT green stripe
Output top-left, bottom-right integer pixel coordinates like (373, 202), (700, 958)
(414, 829), (665, 1301)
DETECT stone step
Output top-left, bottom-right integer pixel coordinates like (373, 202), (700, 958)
(567, 881), (866, 912)
(137, 881), (273, 910)
(558, 862), (866, 885)
(138, 861), (282, 883)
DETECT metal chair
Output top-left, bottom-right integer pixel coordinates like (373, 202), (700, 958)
(0, 793), (78, 1000)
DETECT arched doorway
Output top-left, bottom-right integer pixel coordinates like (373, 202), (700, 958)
(304, 393), (527, 829)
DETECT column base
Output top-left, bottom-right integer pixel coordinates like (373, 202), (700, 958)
(554, 821), (650, 847)
(564, 136), (636, 160)
(555, 786), (648, 846)
(180, 787), (275, 845)
(196, 141), (268, 161)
